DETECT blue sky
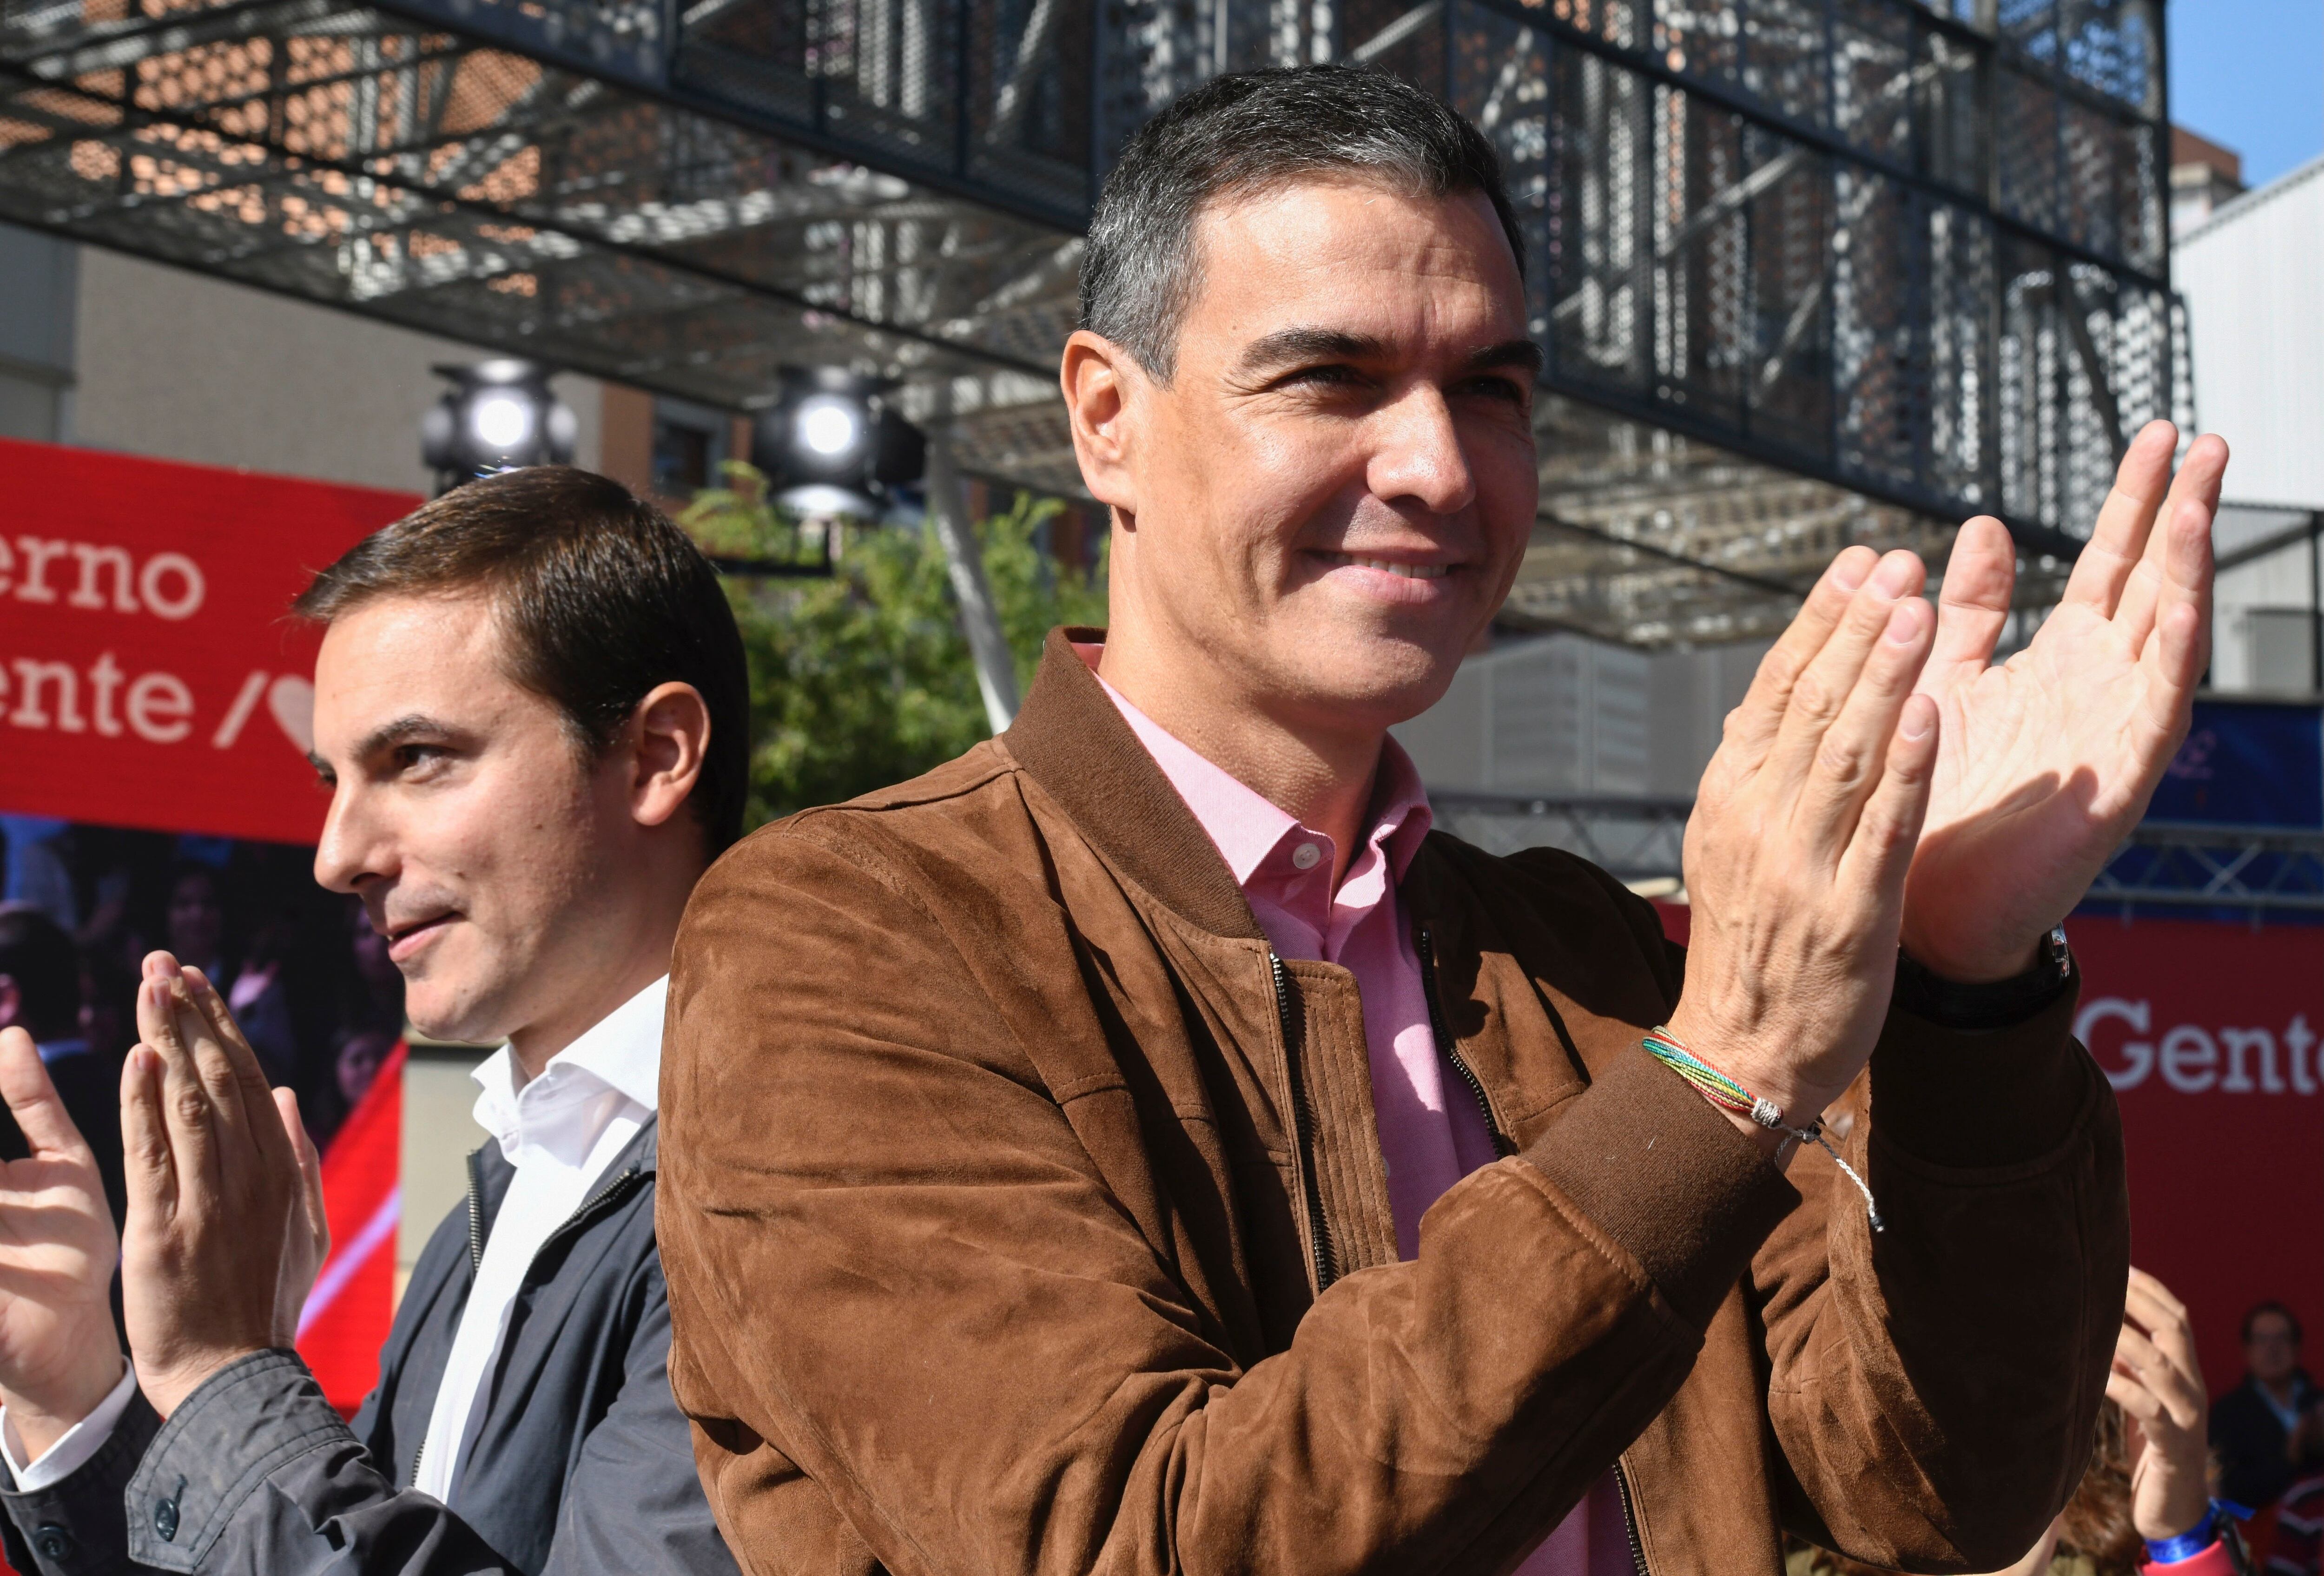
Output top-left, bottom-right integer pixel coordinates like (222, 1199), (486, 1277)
(2168, 0), (2324, 188)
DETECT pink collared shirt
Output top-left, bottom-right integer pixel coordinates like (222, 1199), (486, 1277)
(1086, 649), (1618, 1576)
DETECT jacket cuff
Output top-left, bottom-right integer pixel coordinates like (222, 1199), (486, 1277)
(124, 1349), (356, 1573)
(1522, 1044), (1799, 1329)
(1872, 973), (2090, 1168)
(0, 1385), (162, 1576)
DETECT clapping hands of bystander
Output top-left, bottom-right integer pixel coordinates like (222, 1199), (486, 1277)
(119, 951), (329, 1419)
(0, 949), (328, 1477)
(0, 1028), (123, 1468)
(2108, 1267), (2218, 1553)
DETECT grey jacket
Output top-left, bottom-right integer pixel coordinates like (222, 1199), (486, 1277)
(0, 1119), (738, 1576)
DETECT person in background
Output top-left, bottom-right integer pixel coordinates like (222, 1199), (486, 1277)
(0, 908), (123, 1227)
(0, 466), (747, 1576)
(74, 946), (136, 1071)
(310, 1025), (399, 1149)
(342, 892), (407, 1036)
(2215, 1304), (2318, 1511)
(0, 820), (76, 932)
(160, 862), (231, 987)
(2272, 1458), (2324, 1576)
(1792, 1269), (2245, 1576)
(226, 905), (305, 1085)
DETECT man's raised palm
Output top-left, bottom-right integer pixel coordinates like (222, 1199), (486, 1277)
(0, 1027), (123, 1462)
(1901, 422), (2225, 982)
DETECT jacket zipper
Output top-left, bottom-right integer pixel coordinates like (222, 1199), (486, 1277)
(1415, 927), (1514, 1158)
(416, 1148), (495, 1486)
(1611, 1458), (1651, 1576)
(534, 1167), (647, 1262)
(412, 1153), (648, 1488)
(1268, 952), (1337, 1294)
(465, 1147), (489, 1271)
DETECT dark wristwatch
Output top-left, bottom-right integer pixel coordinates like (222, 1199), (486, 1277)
(1893, 924), (2074, 1030)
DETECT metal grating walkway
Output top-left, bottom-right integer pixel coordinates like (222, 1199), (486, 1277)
(0, 0), (2184, 644)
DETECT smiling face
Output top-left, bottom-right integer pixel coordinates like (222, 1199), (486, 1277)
(307, 592), (649, 1050)
(1073, 177), (1538, 746)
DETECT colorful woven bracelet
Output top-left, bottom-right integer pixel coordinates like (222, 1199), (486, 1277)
(1641, 1026), (1885, 1233)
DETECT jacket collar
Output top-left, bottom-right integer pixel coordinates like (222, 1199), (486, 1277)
(468, 1116), (660, 1262)
(1002, 628), (1267, 943)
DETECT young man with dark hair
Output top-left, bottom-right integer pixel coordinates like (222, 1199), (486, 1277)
(659, 66), (2217, 1575)
(0, 466), (746, 1575)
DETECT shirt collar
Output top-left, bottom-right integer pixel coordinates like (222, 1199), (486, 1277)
(1075, 641), (1433, 891)
(471, 976), (665, 1165)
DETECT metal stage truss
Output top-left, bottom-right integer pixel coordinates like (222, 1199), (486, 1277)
(1432, 800), (2324, 917)
(0, 0), (2179, 645)
(2086, 822), (2324, 916)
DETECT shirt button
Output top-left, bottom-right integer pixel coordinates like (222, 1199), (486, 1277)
(1291, 843), (1322, 871)
(153, 1496), (178, 1543)
(33, 1523), (71, 1561)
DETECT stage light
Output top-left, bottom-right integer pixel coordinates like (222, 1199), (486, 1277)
(795, 396), (865, 463)
(469, 392), (535, 453)
(751, 368), (925, 516)
(421, 358), (577, 492)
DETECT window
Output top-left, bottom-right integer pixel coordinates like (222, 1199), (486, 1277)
(2246, 608), (2323, 695)
(649, 397), (730, 498)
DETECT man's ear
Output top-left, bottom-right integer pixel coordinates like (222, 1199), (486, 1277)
(1061, 330), (1146, 517)
(624, 681), (711, 833)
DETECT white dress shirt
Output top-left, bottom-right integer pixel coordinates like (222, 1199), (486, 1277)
(412, 976), (662, 1504)
(0, 1365), (137, 1491)
(0, 976), (666, 1504)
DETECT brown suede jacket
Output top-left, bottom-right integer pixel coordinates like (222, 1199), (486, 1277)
(659, 630), (2131, 1576)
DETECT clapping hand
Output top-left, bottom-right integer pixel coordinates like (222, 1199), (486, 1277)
(2107, 1267), (2213, 1544)
(0, 1028), (123, 1463)
(121, 953), (329, 1419)
(1902, 422), (2226, 982)
(1673, 545), (1940, 1140)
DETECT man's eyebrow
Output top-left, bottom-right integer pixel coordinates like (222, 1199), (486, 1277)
(1464, 339), (1545, 375)
(350, 714), (458, 759)
(1234, 327), (1392, 375)
(1232, 328), (1545, 378)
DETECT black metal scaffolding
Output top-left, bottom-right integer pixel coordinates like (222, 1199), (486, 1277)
(0, 0), (2179, 645)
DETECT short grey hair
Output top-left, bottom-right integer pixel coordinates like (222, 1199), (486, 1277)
(1078, 65), (1526, 383)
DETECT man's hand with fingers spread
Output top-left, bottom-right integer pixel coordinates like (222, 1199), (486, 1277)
(121, 951), (316, 1418)
(1905, 421), (2227, 982)
(2107, 1267), (2212, 1543)
(0, 1026), (123, 1463)
(1674, 545), (1940, 1148)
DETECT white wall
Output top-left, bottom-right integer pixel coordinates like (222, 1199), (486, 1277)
(71, 247), (601, 496)
(1393, 634), (1768, 800)
(2177, 155), (2324, 510)
(399, 1053), (492, 1292)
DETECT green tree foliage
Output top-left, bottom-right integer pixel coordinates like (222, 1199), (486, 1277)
(680, 462), (1109, 828)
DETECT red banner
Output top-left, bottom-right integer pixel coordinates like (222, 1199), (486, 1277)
(1653, 904), (2323, 1395)
(297, 1041), (405, 1416)
(2072, 917), (2324, 1396)
(0, 438), (418, 845)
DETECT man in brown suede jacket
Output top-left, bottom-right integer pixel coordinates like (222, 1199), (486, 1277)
(659, 67), (2227, 1576)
